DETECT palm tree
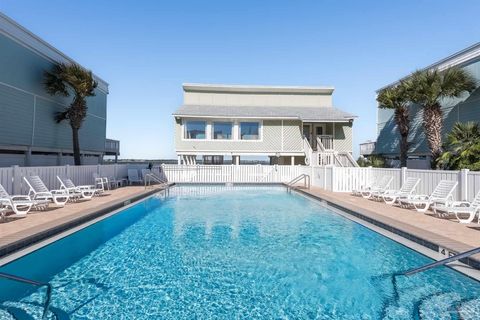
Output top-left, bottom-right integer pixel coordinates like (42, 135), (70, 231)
(437, 122), (480, 170)
(44, 63), (97, 165)
(408, 67), (476, 168)
(377, 81), (411, 167)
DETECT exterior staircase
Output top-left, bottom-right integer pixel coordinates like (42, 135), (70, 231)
(303, 136), (358, 167)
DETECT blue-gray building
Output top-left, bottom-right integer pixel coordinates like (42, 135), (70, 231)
(0, 12), (119, 167)
(374, 43), (480, 169)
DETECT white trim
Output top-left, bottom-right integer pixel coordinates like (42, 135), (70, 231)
(173, 114), (354, 122)
(182, 83), (335, 95)
(0, 12), (109, 94)
(176, 151), (304, 156)
(281, 120), (284, 151)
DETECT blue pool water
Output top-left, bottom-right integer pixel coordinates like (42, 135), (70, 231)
(0, 185), (479, 319)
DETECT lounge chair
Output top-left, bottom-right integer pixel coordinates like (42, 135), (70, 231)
(128, 169), (143, 185)
(57, 176), (97, 200)
(93, 173), (109, 192)
(373, 177), (420, 205)
(359, 176), (393, 199)
(398, 180), (458, 213)
(352, 175), (392, 197)
(431, 190), (480, 223)
(23, 175), (69, 207)
(0, 183), (45, 218)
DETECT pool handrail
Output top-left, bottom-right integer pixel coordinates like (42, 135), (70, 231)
(286, 174), (311, 192)
(402, 246), (480, 276)
(0, 271), (52, 319)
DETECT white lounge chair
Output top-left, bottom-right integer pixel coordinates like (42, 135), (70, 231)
(398, 180), (458, 213)
(128, 169), (142, 185)
(93, 173), (109, 192)
(374, 177), (420, 205)
(0, 183), (45, 218)
(57, 176), (96, 200)
(360, 176), (393, 199)
(432, 190), (480, 223)
(23, 175), (69, 207)
(352, 175), (391, 197)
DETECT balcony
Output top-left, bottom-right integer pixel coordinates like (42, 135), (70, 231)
(359, 141), (376, 156)
(105, 138), (120, 155)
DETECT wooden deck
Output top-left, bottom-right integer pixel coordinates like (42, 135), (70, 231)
(0, 186), (166, 259)
(298, 186), (480, 267)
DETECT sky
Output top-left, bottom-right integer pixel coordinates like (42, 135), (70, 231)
(1, 0), (479, 159)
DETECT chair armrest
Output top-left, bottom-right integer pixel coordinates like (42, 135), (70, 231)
(50, 189), (68, 195)
(10, 195), (31, 201)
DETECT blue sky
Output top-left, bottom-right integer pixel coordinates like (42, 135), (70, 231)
(1, 0), (479, 159)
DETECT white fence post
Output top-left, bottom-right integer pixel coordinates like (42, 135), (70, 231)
(401, 167), (407, 187)
(12, 165), (21, 194)
(331, 166), (336, 192)
(460, 169), (469, 201)
(65, 164), (70, 178)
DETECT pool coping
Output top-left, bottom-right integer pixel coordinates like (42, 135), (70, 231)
(292, 186), (480, 275)
(0, 185), (172, 263)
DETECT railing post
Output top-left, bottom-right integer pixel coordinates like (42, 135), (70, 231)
(331, 166), (336, 192)
(460, 168), (469, 201)
(401, 167), (407, 187)
(12, 165), (21, 194)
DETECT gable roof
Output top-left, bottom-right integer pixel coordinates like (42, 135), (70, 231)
(173, 105), (356, 122)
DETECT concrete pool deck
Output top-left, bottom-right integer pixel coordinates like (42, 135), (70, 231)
(298, 186), (480, 268)
(0, 185), (168, 259)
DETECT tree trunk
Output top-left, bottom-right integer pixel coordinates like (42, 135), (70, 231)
(400, 134), (408, 167)
(423, 103), (443, 169)
(71, 126), (81, 165)
(395, 106), (410, 168)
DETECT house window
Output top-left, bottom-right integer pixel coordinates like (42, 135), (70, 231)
(184, 121), (206, 139)
(240, 122), (260, 140)
(213, 122), (232, 140)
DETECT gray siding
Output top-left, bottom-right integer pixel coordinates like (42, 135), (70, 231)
(0, 32), (107, 153)
(376, 58), (480, 156)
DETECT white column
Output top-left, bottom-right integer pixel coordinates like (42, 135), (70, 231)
(235, 156), (240, 165)
(291, 156), (295, 166)
(177, 156), (181, 165)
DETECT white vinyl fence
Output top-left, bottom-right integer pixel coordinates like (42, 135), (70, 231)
(2, 163), (479, 203)
(0, 164), (134, 195)
(161, 165), (309, 184)
(312, 166), (475, 201)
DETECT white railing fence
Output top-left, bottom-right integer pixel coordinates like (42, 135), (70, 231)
(0, 164), (133, 195)
(161, 165), (310, 184)
(2, 163), (478, 202)
(314, 166), (475, 201)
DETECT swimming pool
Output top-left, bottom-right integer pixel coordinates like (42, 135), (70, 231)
(0, 185), (479, 319)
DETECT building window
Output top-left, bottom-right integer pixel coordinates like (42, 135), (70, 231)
(240, 122), (260, 140)
(184, 121), (206, 139)
(213, 122), (232, 140)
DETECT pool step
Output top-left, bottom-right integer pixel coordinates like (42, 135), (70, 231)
(0, 301), (62, 320)
(457, 298), (480, 320)
(415, 292), (461, 320)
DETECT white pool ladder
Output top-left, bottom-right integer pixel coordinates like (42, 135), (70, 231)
(286, 174), (311, 192)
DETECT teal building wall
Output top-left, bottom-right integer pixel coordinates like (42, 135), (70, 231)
(0, 32), (108, 153)
(376, 58), (480, 157)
